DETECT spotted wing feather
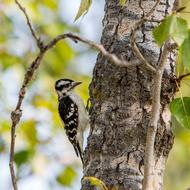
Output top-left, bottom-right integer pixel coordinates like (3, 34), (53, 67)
(58, 96), (83, 163)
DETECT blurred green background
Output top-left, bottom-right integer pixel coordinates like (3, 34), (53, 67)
(0, 0), (190, 190)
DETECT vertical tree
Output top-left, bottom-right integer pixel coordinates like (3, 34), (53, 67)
(82, 0), (176, 189)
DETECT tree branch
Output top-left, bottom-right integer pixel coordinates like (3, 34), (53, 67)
(131, 0), (161, 73)
(14, 0), (44, 49)
(45, 33), (142, 67)
(142, 40), (177, 190)
(126, 1), (176, 189)
(9, 51), (45, 190)
(128, 1), (177, 189)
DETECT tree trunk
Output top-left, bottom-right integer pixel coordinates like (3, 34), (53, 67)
(83, 0), (176, 189)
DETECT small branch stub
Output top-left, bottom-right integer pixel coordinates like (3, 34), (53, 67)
(11, 110), (22, 125)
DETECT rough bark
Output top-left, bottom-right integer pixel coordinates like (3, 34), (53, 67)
(82, 0), (176, 190)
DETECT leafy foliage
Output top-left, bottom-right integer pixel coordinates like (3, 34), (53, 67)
(179, 30), (190, 72)
(119, 0), (127, 7)
(153, 13), (190, 130)
(0, 137), (6, 153)
(83, 176), (108, 190)
(170, 97), (190, 129)
(14, 150), (32, 167)
(19, 120), (38, 148)
(75, 0), (92, 21)
(56, 166), (77, 186)
(153, 15), (188, 46)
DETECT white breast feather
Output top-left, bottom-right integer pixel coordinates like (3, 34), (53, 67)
(70, 92), (89, 150)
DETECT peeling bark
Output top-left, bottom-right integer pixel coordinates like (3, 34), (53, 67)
(82, 1), (176, 189)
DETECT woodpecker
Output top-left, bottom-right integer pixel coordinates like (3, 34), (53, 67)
(55, 78), (89, 163)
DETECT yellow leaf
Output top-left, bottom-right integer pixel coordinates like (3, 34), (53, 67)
(83, 176), (108, 190)
(119, 0), (127, 7)
(75, 0), (92, 21)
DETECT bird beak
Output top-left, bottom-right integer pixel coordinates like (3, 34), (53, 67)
(72, 81), (82, 88)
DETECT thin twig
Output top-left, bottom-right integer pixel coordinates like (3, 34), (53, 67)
(14, 0), (43, 49)
(129, 0), (178, 189)
(176, 72), (190, 83)
(127, 0), (172, 189)
(143, 40), (176, 190)
(45, 33), (141, 67)
(131, 0), (161, 73)
(9, 51), (46, 190)
(45, 33), (139, 67)
(131, 31), (156, 72)
(9, 2), (45, 189)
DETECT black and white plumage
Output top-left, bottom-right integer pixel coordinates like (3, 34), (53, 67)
(55, 79), (89, 163)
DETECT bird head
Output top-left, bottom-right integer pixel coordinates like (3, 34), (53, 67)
(55, 79), (82, 100)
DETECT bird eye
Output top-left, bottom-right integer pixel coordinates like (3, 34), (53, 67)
(64, 83), (70, 88)
(55, 85), (62, 91)
(55, 81), (71, 91)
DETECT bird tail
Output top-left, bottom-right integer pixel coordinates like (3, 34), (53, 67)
(73, 141), (84, 164)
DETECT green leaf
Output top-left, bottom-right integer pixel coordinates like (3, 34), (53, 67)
(44, 41), (74, 76)
(0, 121), (10, 132)
(75, 0), (92, 21)
(20, 120), (38, 148)
(179, 30), (190, 72)
(0, 52), (21, 70)
(153, 15), (188, 46)
(41, 0), (57, 10)
(56, 166), (77, 186)
(83, 176), (108, 190)
(14, 150), (31, 167)
(119, 0), (127, 7)
(0, 137), (5, 152)
(170, 97), (190, 129)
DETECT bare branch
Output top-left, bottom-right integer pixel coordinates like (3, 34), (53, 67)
(129, 1), (178, 190)
(9, 50), (46, 190)
(45, 33), (141, 67)
(143, 39), (176, 190)
(131, 31), (156, 72)
(131, 0), (161, 73)
(9, 109), (22, 190)
(15, 0), (44, 49)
